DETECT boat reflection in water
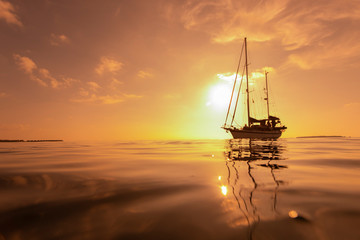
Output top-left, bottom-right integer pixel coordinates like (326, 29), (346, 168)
(221, 138), (287, 239)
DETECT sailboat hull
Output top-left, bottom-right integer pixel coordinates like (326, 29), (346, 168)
(229, 129), (282, 139)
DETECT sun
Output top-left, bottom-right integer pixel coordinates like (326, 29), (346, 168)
(206, 83), (232, 109)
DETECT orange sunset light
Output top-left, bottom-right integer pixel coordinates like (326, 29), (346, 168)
(1, 0), (360, 140)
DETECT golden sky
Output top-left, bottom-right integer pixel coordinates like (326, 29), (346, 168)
(1, 0), (360, 140)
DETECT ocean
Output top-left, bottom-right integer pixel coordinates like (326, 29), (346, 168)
(0, 137), (359, 240)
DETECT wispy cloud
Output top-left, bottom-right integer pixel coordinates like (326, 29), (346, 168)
(78, 88), (90, 97)
(137, 70), (154, 79)
(39, 68), (60, 88)
(87, 81), (101, 91)
(72, 77), (142, 104)
(179, 0), (360, 69)
(13, 54), (77, 88)
(110, 78), (123, 90)
(344, 102), (360, 109)
(217, 72), (240, 82)
(123, 94), (143, 99)
(71, 94), (123, 104)
(217, 67), (274, 83)
(0, 0), (22, 26)
(14, 54), (48, 86)
(250, 67), (275, 79)
(98, 95), (126, 104)
(71, 93), (142, 104)
(0, 92), (8, 98)
(50, 33), (70, 46)
(29, 75), (48, 87)
(181, 0), (285, 43)
(13, 54), (36, 74)
(95, 57), (123, 75)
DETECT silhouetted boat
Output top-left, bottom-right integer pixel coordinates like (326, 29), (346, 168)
(223, 37), (287, 139)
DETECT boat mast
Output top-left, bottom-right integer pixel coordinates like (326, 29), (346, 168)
(265, 71), (270, 120)
(224, 42), (244, 127)
(245, 37), (250, 126)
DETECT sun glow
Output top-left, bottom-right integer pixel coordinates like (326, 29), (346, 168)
(206, 84), (231, 109)
(206, 72), (236, 110)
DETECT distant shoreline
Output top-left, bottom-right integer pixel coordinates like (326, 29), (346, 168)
(0, 140), (63, 142)
(296, 136), (345, 138)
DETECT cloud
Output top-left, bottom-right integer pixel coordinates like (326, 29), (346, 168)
(87, 81), (101, 91)
(110, 78), (123, 90)
(216, 67), (274, 87)
(98, 95), (125, 104)
(72, 73), (142, 104)
(78, 88), (89, 97)
(71, 93), (142, 104)
(71, 94), (124, 104)
(250, 67), (275, 79)
(137, 70), (154, 79)
(344, 102), (360, 110)
(71, 73), (142, 104)
(0, 92), (8, 98)
(0, 0), (22, 26)
(217, 72), (240, 82)
(178, 0), (360, 69)
(29, 75), (48, 87)
(123, 94), (143, 99)
(95, 57), (123, 75)
(62, 77), (77, 88)
(111, 78), (123, 85)
(181, 0), (286, 43)
(13, 54), (77, 88)
(50, 34), (70, 46)
(13, 54), (37, 74)
(39, 68), (60, 88)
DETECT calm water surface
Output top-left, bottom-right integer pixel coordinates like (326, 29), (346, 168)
(0, 138), (359, 240)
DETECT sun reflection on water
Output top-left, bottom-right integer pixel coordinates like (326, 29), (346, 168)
(219, 138), (288, 237)
(221, 185), (228, 196)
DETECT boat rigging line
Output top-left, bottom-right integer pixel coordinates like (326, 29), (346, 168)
(224, 41), (245, 126)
